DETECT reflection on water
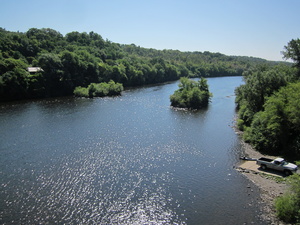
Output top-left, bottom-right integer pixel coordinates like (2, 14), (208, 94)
(0, 77), (265, 224)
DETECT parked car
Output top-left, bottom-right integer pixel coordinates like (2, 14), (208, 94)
(256, 157), (298, 175)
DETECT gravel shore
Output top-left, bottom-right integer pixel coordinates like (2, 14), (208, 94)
(238, 140), (288, 224)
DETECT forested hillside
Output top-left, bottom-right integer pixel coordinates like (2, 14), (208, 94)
(235, 39), (300, 158)
(0, 27), (288, 101)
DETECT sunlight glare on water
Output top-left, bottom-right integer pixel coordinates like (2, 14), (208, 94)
(0, 77), (265, 224)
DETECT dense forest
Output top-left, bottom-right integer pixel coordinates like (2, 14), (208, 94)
(235, 39), (300, 158)
(0, 27), (288, 101)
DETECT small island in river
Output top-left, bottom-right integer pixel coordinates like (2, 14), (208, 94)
(170, 77), (212, 110)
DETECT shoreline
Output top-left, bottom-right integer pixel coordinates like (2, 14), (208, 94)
(237, 139), (288, 224)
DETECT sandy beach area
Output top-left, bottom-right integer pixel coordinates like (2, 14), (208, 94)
(237, 140), (289, 224)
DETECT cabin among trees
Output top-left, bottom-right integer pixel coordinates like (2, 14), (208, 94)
(27, 67), (43, 74)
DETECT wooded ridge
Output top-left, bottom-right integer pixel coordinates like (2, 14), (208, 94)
(0, 27), (289, 101)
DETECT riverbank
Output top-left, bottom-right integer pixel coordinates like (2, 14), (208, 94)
(237, 140), (288, 224)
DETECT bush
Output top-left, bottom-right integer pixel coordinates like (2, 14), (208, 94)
(275, 174), (300, 223)
(92, 83), (109, 97)
(237, 119), (245, 131)
(74, 86), (89, 97)
(73, 80), (123, 98)
(275, 194), (299, 223)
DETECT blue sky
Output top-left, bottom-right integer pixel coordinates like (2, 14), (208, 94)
(1, 0), (299, 61)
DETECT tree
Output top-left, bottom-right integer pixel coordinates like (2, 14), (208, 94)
(0, 56), (29, 100)
(170, 77), (211, 109)
(235, 65), (297, 127)
(37, 53), (66, 96)
(61, 50), (85, 88)
(26, 28), (63, 53)
(282, 39), (300, 70)
(0, 68), (29, 100)
(111, 64), (127, 83)
(243, 82), (300, 156)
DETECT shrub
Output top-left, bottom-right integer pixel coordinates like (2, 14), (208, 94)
(237, 119), (245, 131)
(73, 80), (123, 98)
(275, 194), (298, 223)
(73, 86), (88, 97)
(275, 174), (300, 223)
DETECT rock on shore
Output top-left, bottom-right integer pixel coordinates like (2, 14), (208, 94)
(237, 141), (288, 224)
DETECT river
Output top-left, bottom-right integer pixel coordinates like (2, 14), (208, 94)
(0, 76), (266, 224)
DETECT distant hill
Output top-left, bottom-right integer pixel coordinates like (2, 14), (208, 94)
(0, 27), (290, 101)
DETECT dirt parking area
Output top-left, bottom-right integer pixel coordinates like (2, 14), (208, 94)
(236, 141), (290, 224)
(237, 160), (285, 177)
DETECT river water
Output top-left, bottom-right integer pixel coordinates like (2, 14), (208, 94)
(0, 77), (266, 224)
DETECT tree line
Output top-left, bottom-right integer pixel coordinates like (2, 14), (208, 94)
(234, 39), (300, 223)
(235, 39), (300, 158)
(0, 27), (289, 101)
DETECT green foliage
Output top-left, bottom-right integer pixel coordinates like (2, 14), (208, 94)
(0, 68), (29, 100)
(73, 86), (89, 98)
(235, 65), (297, 125)
(0, 27), (292, 101)
(275, 193), (298, 223)
(73, 80), (123, 98)
(242, 82), (300, 156)
(235, 39), (300, 157)
(236, 118), (245, 131)
(282, 38), (300, 71)
(170, 77), (211, 109)
(275, 174), (300, 223)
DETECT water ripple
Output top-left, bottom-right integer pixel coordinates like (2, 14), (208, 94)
(1, 77), (264, 224)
